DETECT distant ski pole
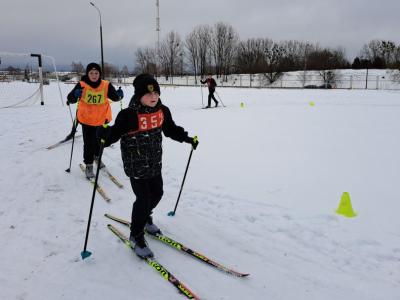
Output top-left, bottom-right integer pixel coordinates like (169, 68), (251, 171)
(199, 81), (204, 108)
(215, 91), (226, 107)
(168, 136), (197, 217)
(119, 86), (123, 111)
(81, 124), (108, 259)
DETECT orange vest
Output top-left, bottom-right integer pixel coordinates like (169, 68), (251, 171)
(77, 80), (112, 126)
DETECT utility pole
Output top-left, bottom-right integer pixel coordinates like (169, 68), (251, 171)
(155, 0), (161, 77)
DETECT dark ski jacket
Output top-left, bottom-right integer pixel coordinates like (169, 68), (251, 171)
(104, 99), (190, 179)
(200, 78), (217, 91)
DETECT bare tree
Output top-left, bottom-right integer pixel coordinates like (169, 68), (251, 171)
(262, 41), (285, 84)
(294, 42), (317, 86)
(308, 47), (348, 69)
(71, 61), (84, 75)
(104, 62), (119, 79)
(236, 38), (266, 74)
(394, 45), (400, 69)
(360, 40), (378, 60)
(197, 25), (212, 77)
(359, 40), (399, 68)
(307, 48), (348, 87)
(185, 25), (213, 80)
(280, 40), (309, 71)
(159, 31), (183, 80)
(380, 41), (397, 67)
(120, 65), (130, 85)
(134, 47), (157, 74)
(210, 22), (238, 78)
(121, 65), (129, 76)
(185, 30), (200, 82)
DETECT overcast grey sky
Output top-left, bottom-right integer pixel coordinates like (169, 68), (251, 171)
(2, 0), (400, 69)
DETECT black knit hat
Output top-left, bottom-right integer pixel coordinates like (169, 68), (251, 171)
(133, 74), (160, 101)
(86, 62), (102, 76)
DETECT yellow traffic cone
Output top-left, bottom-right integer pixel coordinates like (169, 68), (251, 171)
(240, 102), (245, 108)
(336, 192), (357, 217)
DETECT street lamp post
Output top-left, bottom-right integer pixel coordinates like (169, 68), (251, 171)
(89, 2), (104, 78)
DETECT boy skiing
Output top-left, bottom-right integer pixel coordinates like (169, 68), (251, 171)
(67, 62), (123, 179)
(97, 74), (199, 258)
(200, 74), (218, 108)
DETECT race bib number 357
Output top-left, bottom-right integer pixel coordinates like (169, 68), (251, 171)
(138, 110), (164, 131)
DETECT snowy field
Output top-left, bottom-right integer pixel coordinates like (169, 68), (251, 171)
(1, 82), (400, 300)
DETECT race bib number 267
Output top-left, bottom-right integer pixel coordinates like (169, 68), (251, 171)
(85, 90), (106, 104)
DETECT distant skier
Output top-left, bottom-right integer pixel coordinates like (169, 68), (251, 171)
(97, 74), (199, 258)
(67, 62), (124, 179)
(200, 74), (219, 108)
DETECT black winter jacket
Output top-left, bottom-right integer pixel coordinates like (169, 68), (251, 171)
(104, 99), (190, 179)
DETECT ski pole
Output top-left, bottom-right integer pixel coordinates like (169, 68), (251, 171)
(167, 136), (198, 217)
(65, 116), (79, 173)
(200, 82), (204, 108)
(81, 124), (108, 259)
(65, 118), (79, 141)
(67, 101), (74, 124)
(119, 86), (123, 111)
(215, 91), (226, 107)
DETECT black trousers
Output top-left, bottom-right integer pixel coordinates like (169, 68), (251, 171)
(81, 124), (100, 165)
(208, 89), (218, 106)
(130, 174), (164, 238)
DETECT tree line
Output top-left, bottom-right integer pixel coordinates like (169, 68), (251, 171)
(69, 22), (400, 81)
(133, 22), (400, 81)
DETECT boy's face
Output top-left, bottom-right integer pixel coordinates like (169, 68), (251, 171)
(140, 92), (159, 107)
(88, 69), (100, 82)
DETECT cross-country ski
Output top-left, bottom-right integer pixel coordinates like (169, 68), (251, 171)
(105, 213), (249, 277)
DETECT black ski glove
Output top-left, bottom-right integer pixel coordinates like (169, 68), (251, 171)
(74, 88), (83, 99)
(185, 136), (199, 150)
(96, 125), (111, 144)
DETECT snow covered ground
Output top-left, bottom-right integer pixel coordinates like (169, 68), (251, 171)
(1, 82), (400, 300)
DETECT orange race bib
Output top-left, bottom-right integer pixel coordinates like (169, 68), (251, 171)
(77, 80), (111, 126)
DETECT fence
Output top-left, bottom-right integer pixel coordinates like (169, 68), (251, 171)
(144, 70), (400, 91)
